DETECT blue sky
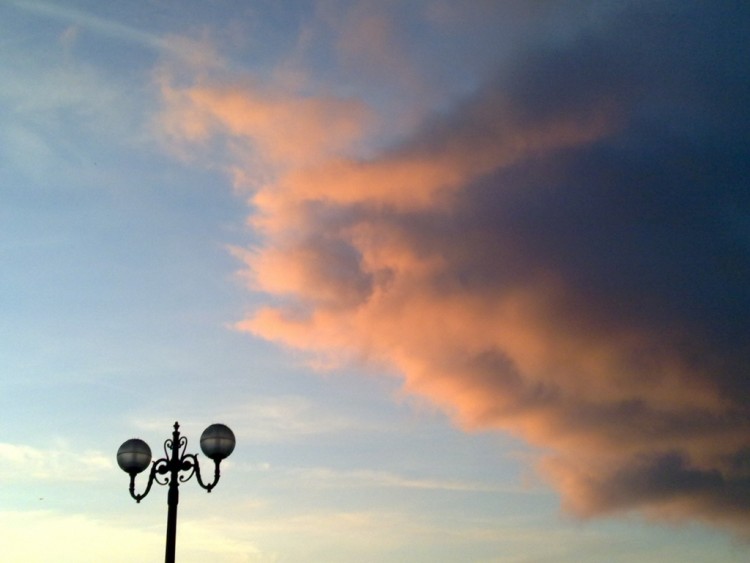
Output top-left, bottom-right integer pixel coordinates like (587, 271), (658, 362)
(1, 1), (749, 561)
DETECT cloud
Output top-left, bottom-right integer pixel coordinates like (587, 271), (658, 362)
(277, 466), (527, 494)
(0, 442), (113, 481)
(158, 1), (750, 535)
(0, 510), (266, 563)
(219, 395), (365, 443)
(9, 0), (165, 51)
(130, 395), (362, 444)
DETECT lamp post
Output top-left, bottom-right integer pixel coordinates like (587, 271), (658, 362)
(117, 421), (236, 563)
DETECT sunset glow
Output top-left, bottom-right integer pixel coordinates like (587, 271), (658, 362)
(1, 1), (748, 561)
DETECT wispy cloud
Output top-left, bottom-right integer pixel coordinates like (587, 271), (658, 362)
(8, 0), (165, 51)
(157, 1), (750, 536)
(276, 466), (530, 494)
(0, 509), (270, 562)
(0, 442), (112, 482)
(130, 395), (361, 444)
(7, 1), (223, 75)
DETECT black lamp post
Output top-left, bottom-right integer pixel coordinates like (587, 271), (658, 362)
(117, 421), (236, 563)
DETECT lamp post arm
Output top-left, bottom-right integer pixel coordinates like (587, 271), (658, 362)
(129, 458), (169, 503)
(184, 454), (222, 492)
(129, 463), (156, 503)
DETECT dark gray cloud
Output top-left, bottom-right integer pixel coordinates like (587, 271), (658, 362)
(389, 1), (750, 529)
(182, 0), (750, 534)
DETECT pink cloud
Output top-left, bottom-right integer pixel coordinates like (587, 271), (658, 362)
(155, 74), (370, 171)
(158, 2), (750, 537)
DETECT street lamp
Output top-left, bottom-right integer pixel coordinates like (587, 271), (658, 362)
(117, 421), (236, 563)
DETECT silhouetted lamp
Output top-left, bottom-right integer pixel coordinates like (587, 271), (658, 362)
(117, 421), (235, 563)
(200, 423), (236, 461)
(116, 438), (152, 475)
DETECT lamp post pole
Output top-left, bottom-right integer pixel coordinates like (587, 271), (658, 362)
(117, 421), (236, 563)
(165, 422), (181, 563)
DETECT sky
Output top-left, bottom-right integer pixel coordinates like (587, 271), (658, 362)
(1, 1), (749, 561)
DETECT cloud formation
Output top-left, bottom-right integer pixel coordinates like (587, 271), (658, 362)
(0, 442), (112, 481)
(160, 2), (750, 534)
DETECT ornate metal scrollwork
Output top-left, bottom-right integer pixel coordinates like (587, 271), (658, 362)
(125, 422), (224, 502)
